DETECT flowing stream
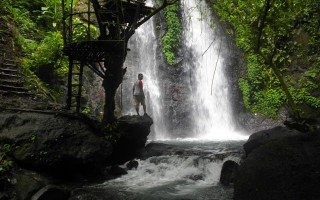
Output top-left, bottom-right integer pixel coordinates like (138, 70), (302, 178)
(74, 140), (244, 200)
(82, 0), (248, 199)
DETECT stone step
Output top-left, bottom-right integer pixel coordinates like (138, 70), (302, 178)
(0, 89), (32, 96)
(3, 58), (16, 64)
(1, 62), (18, 70)
(0, 79), (24, 87)
(0, 67), (19, 74)
(0, 72), (22, 79)
(0, 85), (28, 92)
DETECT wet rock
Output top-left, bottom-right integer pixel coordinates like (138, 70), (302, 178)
(220, 160), (239, 186)
(139, 143), (184, 159)
(0, 112), (112, 178)
(175, 150), (184, 155)
(108, 115), (153, 164)
(109, 166), (127, 177)
(126, 160), (138, 170)
(15, 170), (47, 200)
(244, 126), (301, 156)
(234, 133), (320, 200)
(284, 117), (320, 133)
(0, 193), (9, 200)
(188, 174), (204, 181)
(69, 188), (120, 200)
(31, 185), (70, 200)
(69, 193), (100, 200)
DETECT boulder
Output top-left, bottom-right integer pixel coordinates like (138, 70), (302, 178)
(108, 115), (153, 164)
(244, 126), (301, 156)
(108, 165), (127, 176)
(188, 174), (204, 181)
(14, 170), (47, 200)
(0, 112), (112, 177)
(234, 133), (320, 200)
(0, 193), (9, 200)
(31, 185), (70, 200)
(126, 160), (138, 170)
(220, 160), (239, 186)
(139, 143), (186, 159)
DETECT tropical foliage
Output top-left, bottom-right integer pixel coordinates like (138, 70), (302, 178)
(1, 0), (98, 98)
(211, 0), (320, 119)
(162, 2), (182, 65)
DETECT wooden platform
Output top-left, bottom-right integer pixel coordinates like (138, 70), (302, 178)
(117, 1), (153, 24)
(63, 40), (125, 62)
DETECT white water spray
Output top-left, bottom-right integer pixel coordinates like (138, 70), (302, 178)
(122, 7), (167, 139)
(121, 0), (246, 140)
(181, 0), (245, 140)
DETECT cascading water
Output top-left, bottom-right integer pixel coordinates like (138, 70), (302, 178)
(121, 4), (168, 140)
(121, 0), (245, 141)
(181, 0), (245, 140)
(81, 141), (244, 200)
(76, 1), (249, 199)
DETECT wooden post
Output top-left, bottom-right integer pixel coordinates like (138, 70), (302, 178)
(76, 62), (84, 113)
(67, 58), (73, 110)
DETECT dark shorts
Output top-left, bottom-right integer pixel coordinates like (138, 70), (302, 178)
(133, 95), (145, 106)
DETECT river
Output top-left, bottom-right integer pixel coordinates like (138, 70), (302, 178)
(73, 139), (245, 200)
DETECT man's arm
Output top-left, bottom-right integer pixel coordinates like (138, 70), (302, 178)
(132, 83), (135, 95)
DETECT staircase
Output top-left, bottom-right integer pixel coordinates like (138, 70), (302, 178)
(0, 59), (31, 96)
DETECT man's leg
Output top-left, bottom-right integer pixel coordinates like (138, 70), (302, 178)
(133, 96), (140, 115)
(143, 105), (146, 115)
(141, 96), (146, 115)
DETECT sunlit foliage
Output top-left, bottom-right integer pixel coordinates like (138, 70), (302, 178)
(212, 0), (320, 118)
(1, 0), (98, 98)
(162, 2), (182, 65)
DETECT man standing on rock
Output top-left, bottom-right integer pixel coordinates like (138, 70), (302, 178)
(132, 73), (147, 116)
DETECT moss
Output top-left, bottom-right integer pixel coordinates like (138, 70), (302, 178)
(161, 2), (182, 65)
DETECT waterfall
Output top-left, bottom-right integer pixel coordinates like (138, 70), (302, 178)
(122, 9), (167, 140)
(181, 0), (244, 140)
(121, 0), (245, 140)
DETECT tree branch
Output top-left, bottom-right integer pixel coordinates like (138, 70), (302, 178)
(259, 44), (299, 118)
(126, 0), (179, 40)
(255, 0), (272, 52)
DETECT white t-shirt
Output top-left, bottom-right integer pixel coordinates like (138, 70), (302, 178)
(133, 80), (144, 96)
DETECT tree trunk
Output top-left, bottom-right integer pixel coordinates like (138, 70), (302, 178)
(102, 53), (126, 125)
(270, 63), (299, 118)
(102, 80), (117, 124)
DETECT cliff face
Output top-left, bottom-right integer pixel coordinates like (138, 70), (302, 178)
(152, 2), (283, 136)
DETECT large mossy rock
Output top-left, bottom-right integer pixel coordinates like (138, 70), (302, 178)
(234, 128), (320, 200)
(244, 126), (301, 156)
(15, 170), (47, 200)
(108, 115), (153, 164)
(0, 111), (112, 177)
